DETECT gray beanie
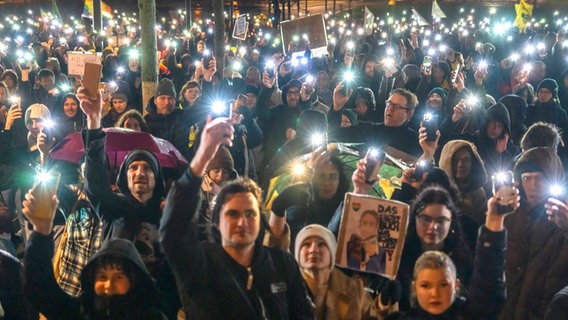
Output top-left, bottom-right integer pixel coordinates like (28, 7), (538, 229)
(25, 103), (51, 125)
(295, 224), (337, 270)
(156, 78), (176, 98)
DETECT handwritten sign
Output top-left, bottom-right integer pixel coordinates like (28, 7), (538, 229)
(336, 193), (409, 278)
(67, 51), (101, 76)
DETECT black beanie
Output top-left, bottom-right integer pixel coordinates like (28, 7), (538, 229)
(156, 78), (176, 98)
(428, 87), (448, 106)
(245, 84), (260, 96)
(111, 80), (131, 102)
(116, 149), (161, 194)
(342, 109), (358, 125)
(537, 78), (559, 97)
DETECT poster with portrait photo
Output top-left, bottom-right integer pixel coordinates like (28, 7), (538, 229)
(336, 193), (409, 279)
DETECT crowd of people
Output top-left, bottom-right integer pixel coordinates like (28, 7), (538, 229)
(1, 3), (568, 319)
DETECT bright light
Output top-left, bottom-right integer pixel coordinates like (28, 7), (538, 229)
(343, 71), (354, 82)
(43, 119), (55, 129)
(211, 100), (226, 114)
(466, 96), (478, 106)
(495, 171), (508, 182)
(233, 61), (242, 70)
(311, 134), (324, 147)
(300, 57), (308, 65)
(423, 113), (432, 121)
(36, 171), (52, 184)
(346, 41), (354, 50)
(292, 163), (305, 176)
(305, 75), (314, 84)
(550, 184), (564, 197)
(510, 53), (519, 61)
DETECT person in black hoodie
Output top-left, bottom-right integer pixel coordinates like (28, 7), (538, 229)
(498, 94), (528, 148)
(78, 87), (179, 319)
(22, 189), (166, 319)
(328, 86), (380, 128)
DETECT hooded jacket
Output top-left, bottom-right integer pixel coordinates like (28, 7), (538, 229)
(439, 140), (488, 225)
(525, 90), (568, 142)
(501, 147), (568, 320)
(498, 94), (527, 147)
(25, 233), (167, 319)
(83, 128), (179, 318)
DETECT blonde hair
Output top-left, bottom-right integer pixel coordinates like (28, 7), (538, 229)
(410, 251), (457, 307)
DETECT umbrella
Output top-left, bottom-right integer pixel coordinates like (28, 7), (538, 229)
(49, 128), (188, 169)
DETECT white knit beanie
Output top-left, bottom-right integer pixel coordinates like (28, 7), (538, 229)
(295, 224), (337, 269)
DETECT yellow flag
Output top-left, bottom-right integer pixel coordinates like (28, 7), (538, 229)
(514, 0), (534, 31)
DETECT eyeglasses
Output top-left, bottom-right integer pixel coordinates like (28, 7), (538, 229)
(416, 214), (451, 227)
(385, 100), (409, 111)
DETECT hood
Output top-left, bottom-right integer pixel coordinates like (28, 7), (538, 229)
(484, 102), (511, 135)
(344, 87), (376, 111)
(115, 149), (165, 201)
(498, 94), (527, 125)
(439, 139), (487, 190)
(280, 79), (302, 107)
(80, 239), (162, 313)
(295, 109), (328, 140)
(514, 147), (564, 187)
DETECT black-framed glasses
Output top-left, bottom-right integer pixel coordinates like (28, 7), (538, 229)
(385, 100), (409, 111)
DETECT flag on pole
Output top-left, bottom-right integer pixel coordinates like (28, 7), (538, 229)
(412, 8), (430, 27)
(514, 0), (534, 31)
(364, 7), (375, 35)
(52, 0), (62, 20)
(432, 0), (447, 19)
(83, 0), (114, 20)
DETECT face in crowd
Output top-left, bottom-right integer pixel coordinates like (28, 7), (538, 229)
(218, 192), (261, 250)
(126, 160), (155, 201)
(451, 147), (472, 182)
(313, 161), (340, 200)
(286, 86), (300, 108)
(299, 236), (332, 271)
(112, 98), (128, 114)
(415, 203), (452, 250)
(155, 95), (175, 115)
(428, 93), (443, 110)
(184, 86), (200, 105)
(94, 263), (131, 296)
(63, 97), (79, 118)
(413, 262), (459, 315)
(123, 117), (141, 131)
(384, 92), (412, 127)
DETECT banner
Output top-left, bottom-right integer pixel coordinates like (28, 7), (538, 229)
(514, 0), (534, 31)
(336, 193), (409, 278)
(432, 0), (447, 19)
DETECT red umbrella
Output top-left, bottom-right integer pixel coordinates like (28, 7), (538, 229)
(49, 128), (188, 169)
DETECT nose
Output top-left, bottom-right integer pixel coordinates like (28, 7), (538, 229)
(135, 167), (146, 177)
(308, 242), (319, 253)
(103, 280), (113, 295)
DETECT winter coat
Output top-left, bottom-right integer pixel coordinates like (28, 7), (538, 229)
(439, 140), (488, 225)
(25, 234), (167, 319)
(389, 226), (507, 320)
(159, 168), (314, 319)
(304, 268), (382, 320)
(525, 99), (568, 142)
(144, 97), (192, 159)
(498, 94), (528, 147)
(328, 87), (381, 128)
(0, 249), (36, 319)
(544, 285), (568, 320)
(500, 147), (568, 320)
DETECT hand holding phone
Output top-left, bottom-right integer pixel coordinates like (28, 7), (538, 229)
(30, 172), (61, 221)
(492, 171), (516, 214)
(365, 148), (385, 184)
(423, 56), (432, 73)
(423, 113), (438, 141)
(412, 160), (432, 181)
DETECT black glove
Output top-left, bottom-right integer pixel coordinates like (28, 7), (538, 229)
(271, 186), (310, 217)
(380, 279), (402, 306)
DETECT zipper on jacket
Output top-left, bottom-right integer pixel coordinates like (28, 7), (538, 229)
(246, 266), (253, 290)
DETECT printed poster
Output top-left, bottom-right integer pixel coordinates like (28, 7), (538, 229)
(336, 193), (409, 279)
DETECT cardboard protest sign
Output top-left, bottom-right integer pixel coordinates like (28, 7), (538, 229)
(232, 14), (248, 40)
(336, 193), (409, 278)
(67, 51), (101, 76)
(280, 14), (328, 57)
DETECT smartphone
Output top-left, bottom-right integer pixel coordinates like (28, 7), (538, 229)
(365, 148), (385, 184)
(311, 133), (328, 151)
(30, 171), (61, 220)
(423, 56), (432, 73)
(423, 113), (438, 141)
(549, 184), (564, 200)
(237, 94), (248, 105)
(412, 160), (432, 181)
(83, 63), (102, 99)
(451, 63), (461, 84)
(211, 100), (232, 119)
(265, 60), (275, 79)
(492, 171), (515, 214)
(202, 50), (212, 70)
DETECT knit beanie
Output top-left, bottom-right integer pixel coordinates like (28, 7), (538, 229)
(111, 80), (131, 102)
(206, 145), (235, 173)
(428, 87), (448, 106)
(342, 109), (358, 126)
(25, 103), (51, 125)
(156, 78), (176, 98)
(245, 84), (260, 96)
(116, 149), (161, 195)
(295, 224), (337, 269)
(537, 78), (559, 97)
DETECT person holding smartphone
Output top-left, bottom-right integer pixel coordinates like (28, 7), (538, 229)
(500, 147), (568, 320)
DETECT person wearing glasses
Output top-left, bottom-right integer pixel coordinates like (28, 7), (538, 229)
(331, 88), (426, 159)
(395, 185), (473, 311)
